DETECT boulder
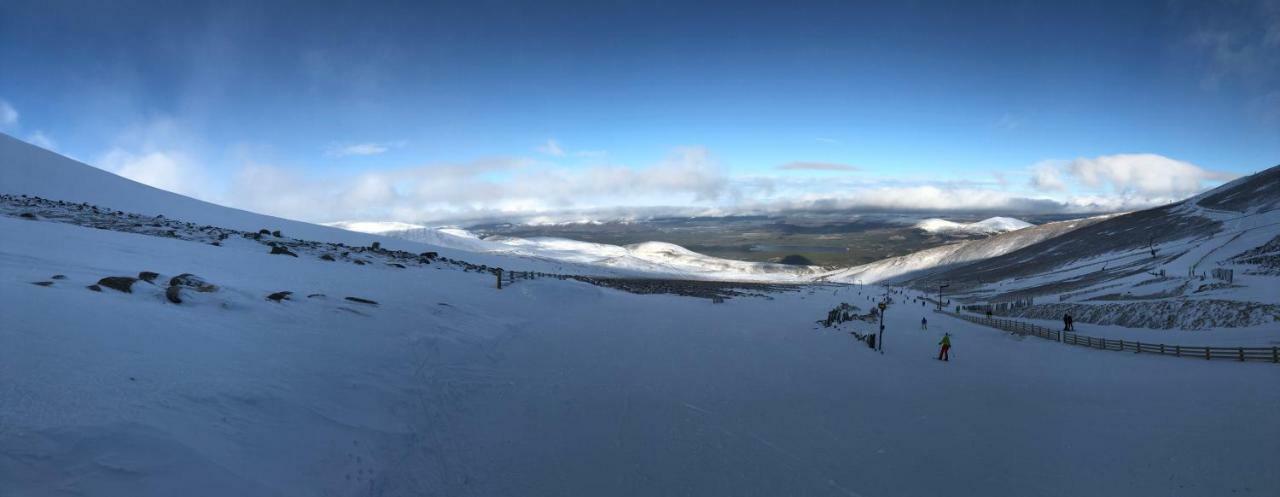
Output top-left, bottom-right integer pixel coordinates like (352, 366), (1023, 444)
(267, 291), (292, 302)
(87, 284), (102, 292)
(320, 254), (336, 261)
(270, 246), (298, 257)
(138, 271), (160, 283)
(97, 276), (138, 293)
(168, 273), (217, 292)
(165, 286), (183, 304)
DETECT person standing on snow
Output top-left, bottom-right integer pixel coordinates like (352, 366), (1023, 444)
(921, 317), (928, 330)
(938, 333), (951, 361)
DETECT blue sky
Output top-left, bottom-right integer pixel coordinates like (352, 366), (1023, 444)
(1, 0), (1277, 224)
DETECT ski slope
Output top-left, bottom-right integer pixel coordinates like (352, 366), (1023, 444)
(2, 134), (1279, 495)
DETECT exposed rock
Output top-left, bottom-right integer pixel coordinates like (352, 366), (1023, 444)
(87, 284), (102, 292)
(270, 246), (298, 257)
(168, 273), (217, 292)
(421, 251), (439, 259)
(320, 254), (336, 261)
(353, 259), (366, 265)
(272, 230), (282, 237)
(371, 241), (381, 250)
(138, 271), (160, 283)
(31, 281), (53, 287)
(97, 276), (138, 293)
(51, 274), (67, 280)
(19, 212), (36, 219)
(307, 293), (326, 299)
(259, 228), (271, 235)
(344, 296), (379, 305)
(388, 263), (406, 269)
(165, 286), (183, 304)
(267, 291), (293, 302)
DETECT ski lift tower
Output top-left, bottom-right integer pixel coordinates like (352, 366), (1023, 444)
(937, 282), (950, 311)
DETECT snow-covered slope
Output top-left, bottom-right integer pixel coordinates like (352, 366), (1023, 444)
(0, 134), (427, 251)
(821, 215), (1111, 284)
(388, 227), (826, 282)
(914, 216), (1034, 234)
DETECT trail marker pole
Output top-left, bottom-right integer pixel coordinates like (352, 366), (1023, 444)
(877, 301), (887, 354)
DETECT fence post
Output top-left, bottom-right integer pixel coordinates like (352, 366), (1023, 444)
(1205, 347), (1210, 360)
(1238, 348), (1244, 362)
(1136, 341), (1141, 354)
(1274, 347), (1278, 364)
(1175, 345), (1180, 357)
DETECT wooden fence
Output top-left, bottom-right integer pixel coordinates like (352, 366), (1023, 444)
(939, 311), (1279, 364)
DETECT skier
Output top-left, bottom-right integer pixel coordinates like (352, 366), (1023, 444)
(921, 317), (928, 330)
(937, 333), (951, 361)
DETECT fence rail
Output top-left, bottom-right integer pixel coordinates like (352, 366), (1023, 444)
(939, 311), (1278, 364)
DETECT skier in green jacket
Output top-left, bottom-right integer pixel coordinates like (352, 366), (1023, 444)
(937, 333), (951, 361)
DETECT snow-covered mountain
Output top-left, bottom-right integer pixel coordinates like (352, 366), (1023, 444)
(914, 216), (1034, 234)
(386, 227), (826, 282)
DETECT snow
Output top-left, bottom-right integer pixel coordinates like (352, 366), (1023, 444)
(2, 134), (1279, 496)
(914, 216), (1033, 234)
(388, 226), (826, 282)
(822, 215), (1113, 284)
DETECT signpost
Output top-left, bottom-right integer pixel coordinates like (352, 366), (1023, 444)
(877, 301), (887, 353)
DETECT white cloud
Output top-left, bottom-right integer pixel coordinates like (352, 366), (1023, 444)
(777, 161), (860, 172)
(326, 140), (405, 157)
(574, 149), (608, 158)
(1027, 154), (1235, 199)
(223, 147), (728, 223)
(27, 131), (56, 150)
(1063, 154), (1235, 197)
(92, 116), (216, 201)
(98, 148), (210, 199)
(536, 139), (565, 157)
(0, 99), (17, 128)
(1029, 162), (1066, 191)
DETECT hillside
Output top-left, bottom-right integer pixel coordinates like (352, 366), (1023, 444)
(890, 165), (1280, 329)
